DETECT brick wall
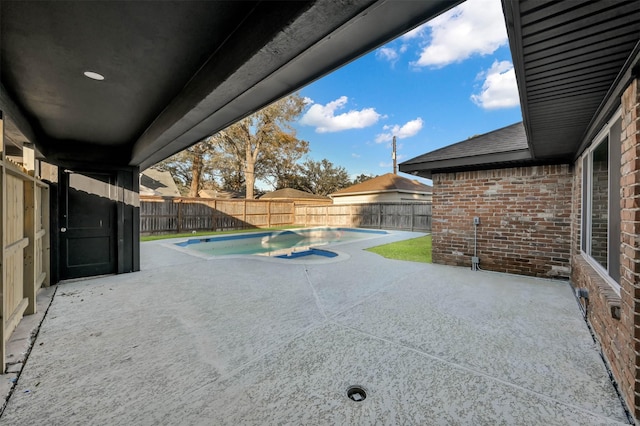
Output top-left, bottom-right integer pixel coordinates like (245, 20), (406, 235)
(432, 165), (573, 278)
(619, 77), (640, 420)
(572, 146), (629, 418)
(570, 77), (640, 421)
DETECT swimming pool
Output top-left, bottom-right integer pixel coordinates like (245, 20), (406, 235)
(175, 227), (387, 258)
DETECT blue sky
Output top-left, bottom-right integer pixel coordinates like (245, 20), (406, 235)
(289, 0), (522, 186)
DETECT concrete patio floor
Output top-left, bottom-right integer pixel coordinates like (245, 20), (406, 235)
(0, 230), (631, 425)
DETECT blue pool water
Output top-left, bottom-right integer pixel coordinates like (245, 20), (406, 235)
(176, 227), (387, 258)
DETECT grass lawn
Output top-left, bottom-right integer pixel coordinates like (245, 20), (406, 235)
(365, 235), (432, 263)
(140, 225), (301, 242)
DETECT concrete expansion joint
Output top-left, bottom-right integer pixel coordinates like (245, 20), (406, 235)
(337, 320), (632, 424)
(326, 273), (416, 323)
(213, 322), (323, 386)
(302, 266), (327, 321)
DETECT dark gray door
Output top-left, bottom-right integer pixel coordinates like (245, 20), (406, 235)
(60, 170), (117, 279)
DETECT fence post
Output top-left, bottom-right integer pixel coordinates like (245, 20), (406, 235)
(176, 200), (182, 233)
(267, 201), (271, 227)
(211, 198), (218, 232)
(351, 204), (356, 227)
(411, 203), (415, 232)
(1, 111), (5, 375)
(23, 178), (37, 315)
(243, 200), (247, 229)
(41, 186), (50, 287)
(325, 206), (329, 227)
(378, 204), (382, 229)
(290, 201), (295, 226)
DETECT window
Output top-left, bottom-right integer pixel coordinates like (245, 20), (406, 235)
(590, 139), (609, 268)
(581, 113), (621, 293)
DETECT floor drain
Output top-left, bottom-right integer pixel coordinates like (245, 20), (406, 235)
(347, 386), (367, 402)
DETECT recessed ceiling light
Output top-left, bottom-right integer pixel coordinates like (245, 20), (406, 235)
(83, 71), (105, 81)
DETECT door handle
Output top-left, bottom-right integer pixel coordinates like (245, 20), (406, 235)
(60, 227), (67, 232)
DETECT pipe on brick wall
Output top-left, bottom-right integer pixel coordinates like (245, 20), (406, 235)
(472, 217), (480, 271)
(575, 288), (589, 318)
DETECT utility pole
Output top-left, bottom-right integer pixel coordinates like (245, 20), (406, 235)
(392, 135), (397, 175)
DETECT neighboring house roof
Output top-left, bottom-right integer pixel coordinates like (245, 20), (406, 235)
(260, 188), (329, 200)
(140, 168), (181, 197)
(400, 122), (532, 179)
(330, 173), (431, 197)
(198, 189), (244, 199)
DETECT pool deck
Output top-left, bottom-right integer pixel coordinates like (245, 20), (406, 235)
(0, 230), (632, 424)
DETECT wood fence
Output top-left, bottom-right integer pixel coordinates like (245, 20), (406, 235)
(295, 203), (432, 231)
(140, 196), (431, 235)
(1, 114), (50, 373)
(140, 196), (296, 235)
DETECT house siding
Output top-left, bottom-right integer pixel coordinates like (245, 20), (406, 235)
(571, 78), (640, 420)
(431, 165), (573, 278)
(331, 192), (431, 204)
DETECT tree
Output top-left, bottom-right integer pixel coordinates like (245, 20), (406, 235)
(210, 93), (309, 199)
(157, 136), (219, 196)
(352, 173), (377, 185)
(213, 145), (246, 193)
(263, 139), (309, 190)
(298, 158), (351, 196)
(185, 138), (213, 197)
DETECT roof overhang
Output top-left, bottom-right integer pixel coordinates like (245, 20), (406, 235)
(503, 0), (640, 162)
(400, 122), (530, 178)
(401, 149), (532, 179)
(0, 0), (463, 170)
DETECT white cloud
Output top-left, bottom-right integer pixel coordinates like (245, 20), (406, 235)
(412, 0), (507, 68)
(299, 96), (381, 133)
(379, 155), (406, 169)
(375, 133), (391, 144)
(375, 118), (424, 143)
(376, 24), (423, 66)
(401, 24), (427, 40)
(376, 47), (398, 63)
(471, 60), (520, 109)
(351, 153), (361, 158)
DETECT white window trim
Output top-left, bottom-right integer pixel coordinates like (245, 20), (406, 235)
(580, 108), (621, 295)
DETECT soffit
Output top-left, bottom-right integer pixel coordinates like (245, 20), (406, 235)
(504, 0), (640, 161)
(0, 0), (463, 169)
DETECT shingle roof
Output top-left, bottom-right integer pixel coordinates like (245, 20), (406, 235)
(198, 189), (244, 199)
(260, 188), (329, 200)
(330, 173), (432, 196)
(140, 168), (181, 197)
(399, 122), (532, 178)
